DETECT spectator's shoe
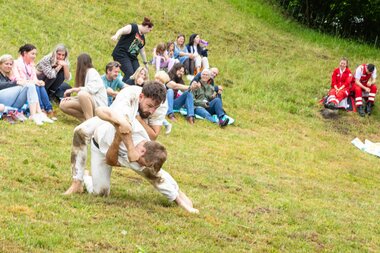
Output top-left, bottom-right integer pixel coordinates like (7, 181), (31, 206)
(29, 114), (44, 126)
(9, 111), (27, 122)
(187, 116), (194, 125)
(165, 122), (172, 135)
(366, 102), (374, 115)
(38, 113), (54, 123)
(168, 113), (177, 121)
(219, 117), (230, 127)
(327, 102), (337, 110)
(357, 105), (365, 117)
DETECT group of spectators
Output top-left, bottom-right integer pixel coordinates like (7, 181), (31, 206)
(0, 17), (230, 130)
(324, 58), (377, 117)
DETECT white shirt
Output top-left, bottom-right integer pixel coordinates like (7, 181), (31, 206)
(355, 65), (377, 80)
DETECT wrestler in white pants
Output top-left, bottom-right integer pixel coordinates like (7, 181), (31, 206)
(85, 140), (180, 201)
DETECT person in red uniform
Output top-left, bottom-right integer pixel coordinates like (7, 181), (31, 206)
(326, 58), (352, 109)
(351, 63), (377, 116)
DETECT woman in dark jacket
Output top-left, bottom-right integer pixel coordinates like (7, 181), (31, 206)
(186, 33), (209, 75)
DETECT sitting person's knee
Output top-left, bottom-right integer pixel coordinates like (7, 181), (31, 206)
(78, 90), (91, 99)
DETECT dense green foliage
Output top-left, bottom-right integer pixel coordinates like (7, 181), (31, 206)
(276, 0), (380, 46)
(0, 0), (379, 252)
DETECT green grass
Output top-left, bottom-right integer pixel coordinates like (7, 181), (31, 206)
(1, 0), (380, 252)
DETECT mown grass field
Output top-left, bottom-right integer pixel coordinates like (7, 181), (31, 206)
(0, 0), (379, 252)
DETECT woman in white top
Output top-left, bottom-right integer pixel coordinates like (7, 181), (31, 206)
(60, 53), (107, 121)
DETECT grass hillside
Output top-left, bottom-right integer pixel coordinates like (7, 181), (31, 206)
(1, 0), (379, 252)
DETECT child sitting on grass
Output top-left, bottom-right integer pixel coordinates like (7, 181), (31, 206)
(152, 43), (176, 73)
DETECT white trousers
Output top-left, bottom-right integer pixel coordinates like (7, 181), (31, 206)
(71, 116), (104, 181)
(195, 56), (209, 69)
(87, 141), (180, 201)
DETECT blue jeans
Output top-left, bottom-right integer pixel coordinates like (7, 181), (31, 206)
(166, 89), (194, 117)
(194, 97), (224, 123)
(36, 85), (52, 111)
(0, 84), (39, 108)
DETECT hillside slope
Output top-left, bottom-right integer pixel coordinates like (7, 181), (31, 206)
(0, 0), (379, 252)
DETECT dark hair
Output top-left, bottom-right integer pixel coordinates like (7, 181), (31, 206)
(168, 63), (184, 84)
(142, 17), (154, 28)
(142, 81), (167, 104)
(75, 53), (93, 87)
(18, 44), (37, 56)
(155, 43), (166, 55)
(167, 41), (174, 51)
(367, 64), (375, 73)
(105, 61), (121, 73)
(188, 33), (203, 55)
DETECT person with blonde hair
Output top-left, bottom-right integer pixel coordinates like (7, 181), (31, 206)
(59, 53), (107, 121)
(0, 54), (50, 125)
(125, 66), (149, 86)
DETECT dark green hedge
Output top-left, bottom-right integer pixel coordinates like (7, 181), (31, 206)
(276, 0), (380, 46)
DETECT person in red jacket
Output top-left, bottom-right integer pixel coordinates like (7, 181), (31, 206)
(326, 58), (352, 109)
(351, 63), (377, 116)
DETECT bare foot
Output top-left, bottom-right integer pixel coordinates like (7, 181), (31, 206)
(63, 180), (84, 195)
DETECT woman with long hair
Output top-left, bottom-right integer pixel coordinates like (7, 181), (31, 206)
(13, 44), (55, 119)
(325, 57), (352, 109)
(174, 34), (195, 76)
(165, 63), (199, 124)
(186, 33), (209, 75)
(111, 17), (153, 82)
(0, 54), (51, 125)
(59, 53), (107, 121)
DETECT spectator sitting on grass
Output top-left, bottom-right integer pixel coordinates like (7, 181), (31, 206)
(191, 69), (229, 127)
(125, 66), (149, 86)
(186, 33), (209, 75)
(190, 67), (222, 98)
(152, 42), (176, 73)
(60, 53), (108, 121)
(101, 61), (126, 106)
(174, 34), (195, 76)
(165, 63), (200, 124)
(36, 44), (71, 103)
(13, 44), (55, 120)
(0, 54), (51, 125)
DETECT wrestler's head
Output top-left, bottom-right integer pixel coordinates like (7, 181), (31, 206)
(138, 81), (166, 118)
(135, 140), (167, 182)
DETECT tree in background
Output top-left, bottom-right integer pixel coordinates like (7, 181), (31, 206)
(277, 0), (380, 46)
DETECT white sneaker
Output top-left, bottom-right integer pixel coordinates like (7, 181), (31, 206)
(38, 113), (54, 123)
(165, 122), (172, 135)
(29, 114), (43, 126)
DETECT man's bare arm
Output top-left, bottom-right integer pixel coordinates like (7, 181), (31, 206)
(136, 115), (161, 140)
(106, 132), (122, 166)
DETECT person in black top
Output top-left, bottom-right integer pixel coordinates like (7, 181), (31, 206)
(111, 17), (153, 82)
